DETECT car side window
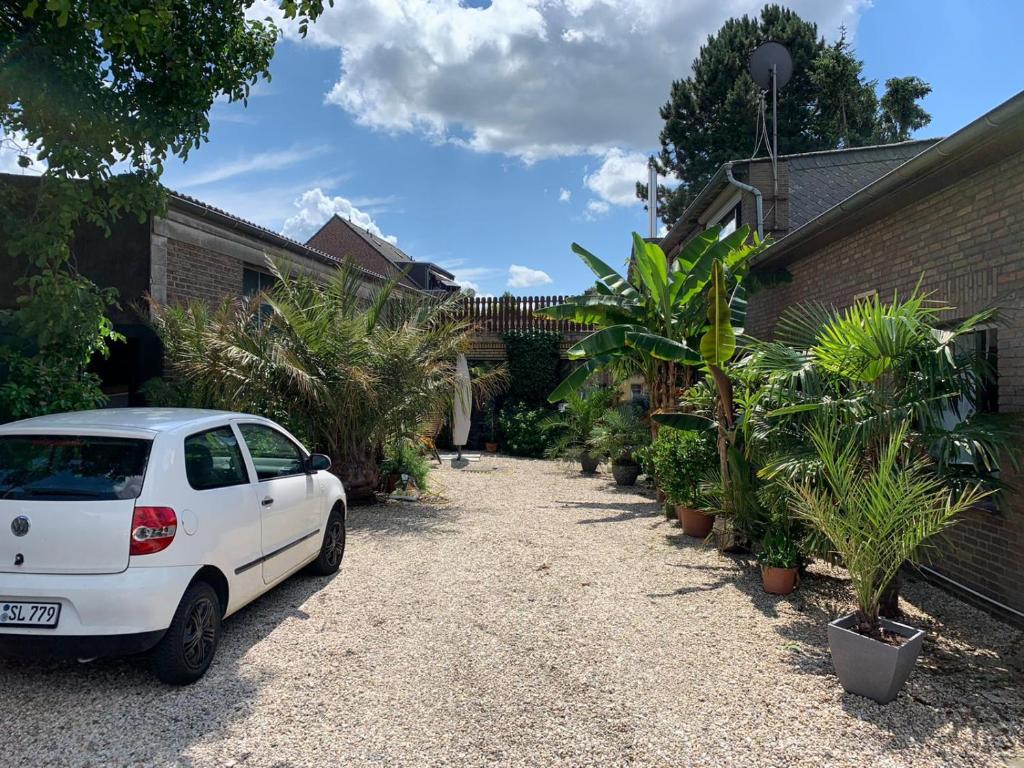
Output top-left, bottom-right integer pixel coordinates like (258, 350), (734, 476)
(238, 423), (305, 481)
(184, 427), (249, 491)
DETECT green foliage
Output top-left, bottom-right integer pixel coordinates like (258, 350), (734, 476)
(150, 261), (475, 497)
(501, 330), (561, 407)
(540, 387), (616, 461)
(498, 401), (555, 458)
(757, 523), (799, 569)
(649, 428), (716, 505)
(589, 404), (650, 466)
(0, 269), (123, 421)
(879, 76), (933, 142)
(541, 225), (765, 415)
(381, 439), (430, 491)
(644, 6), (931, 225)
(785, 420), (987, 636)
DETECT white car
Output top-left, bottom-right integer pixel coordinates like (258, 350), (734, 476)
(0, 408), (346, 684)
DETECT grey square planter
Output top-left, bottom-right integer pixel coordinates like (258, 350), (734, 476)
(827, 612), (925, 704)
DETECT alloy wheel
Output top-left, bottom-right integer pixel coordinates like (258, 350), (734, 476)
(183, 597), (216, 670)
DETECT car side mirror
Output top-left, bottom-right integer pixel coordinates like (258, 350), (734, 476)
(306, 453), (332, 473)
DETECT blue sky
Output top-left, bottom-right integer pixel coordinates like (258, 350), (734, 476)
(157, 0), (1024, 296)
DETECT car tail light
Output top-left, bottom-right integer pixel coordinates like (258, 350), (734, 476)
(130, 506), (177, 556)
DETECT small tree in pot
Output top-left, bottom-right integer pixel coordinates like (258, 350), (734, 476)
(589, 404), (650, 486)
(541, 388), (616, 473)
(650, 428), (717, 537)
(785, 419), (987, 704)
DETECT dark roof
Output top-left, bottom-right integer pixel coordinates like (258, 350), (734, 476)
(305, 215), (419, 289)
(660, 139), (939, 255)
(754, 89), (1024, 269)
(166, 190), (397, 285)
(785, 140), (939, 229)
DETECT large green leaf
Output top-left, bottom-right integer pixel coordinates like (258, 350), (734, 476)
(651, 412), (717, 431)
(548, 355), (614, 402)
(535, 296), (638, 326)
(571, 243), (637, 298)
(631, 233), (669, 315)
(625, 331), (701, 364)
(566, 324), (646, 358)
(699, 260), (736, 366)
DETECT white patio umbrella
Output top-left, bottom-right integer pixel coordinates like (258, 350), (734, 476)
(452, 353), (472, 459)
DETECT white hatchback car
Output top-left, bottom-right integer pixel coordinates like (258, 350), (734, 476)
(0, 408), (346, 684)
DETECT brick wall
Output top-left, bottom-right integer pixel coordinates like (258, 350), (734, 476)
(748, 148), (1024, 616)
(165, 238), (243, 307)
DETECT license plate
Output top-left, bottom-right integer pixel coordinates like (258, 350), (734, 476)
(0, 601), (61, 628)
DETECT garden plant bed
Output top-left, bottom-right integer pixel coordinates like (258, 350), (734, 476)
(0, 456), (1021, 767)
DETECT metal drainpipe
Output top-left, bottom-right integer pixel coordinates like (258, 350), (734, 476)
(725, 163), (763, 239)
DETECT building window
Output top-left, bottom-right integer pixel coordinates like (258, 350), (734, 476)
(243, 267), (275, 297)
(715, 202), (741, 239)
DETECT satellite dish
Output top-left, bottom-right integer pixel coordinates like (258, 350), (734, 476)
(749, 41), (793, 91)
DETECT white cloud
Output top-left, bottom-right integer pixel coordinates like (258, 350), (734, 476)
(260, 0), (865, 162)
(448, 265), (503, 293)
(585, 148), (648, 207)
(585, 199), (610, 216)
(282, 187), (398, 243)
(507, 264), (553, 288)
(173, 145), (327, 188)
(558, 187), (571, 203)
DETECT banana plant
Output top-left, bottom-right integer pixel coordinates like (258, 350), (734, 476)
(538, 225), (764, 421)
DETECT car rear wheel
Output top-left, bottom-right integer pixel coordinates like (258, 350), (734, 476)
(151, 581), (221, 685)
(308, 510), (346, 575)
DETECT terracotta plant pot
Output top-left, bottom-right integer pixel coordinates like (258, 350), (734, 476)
(827, 613), (925, 704)
(579, 452), (600, 474)
(611, 462), (640, 486)
(761, 565), (799, 595)
(384, 472), (400, 493)
(676, 505), (714, 538)
(484, 442), (498, 453)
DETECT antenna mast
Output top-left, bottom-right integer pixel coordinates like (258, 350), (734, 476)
(749, 41), (793, 198)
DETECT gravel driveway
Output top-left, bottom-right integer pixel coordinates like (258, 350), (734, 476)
(2, 456), (1022, 767)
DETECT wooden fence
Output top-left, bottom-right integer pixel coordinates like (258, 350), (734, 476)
(459, 295), (595, 334)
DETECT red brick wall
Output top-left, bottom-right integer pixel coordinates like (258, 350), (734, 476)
(748, 149), (1024, 615)
(165, 238), (244, 307)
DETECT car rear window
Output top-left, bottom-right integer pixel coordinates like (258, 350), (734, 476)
(0, 435), (152, 501)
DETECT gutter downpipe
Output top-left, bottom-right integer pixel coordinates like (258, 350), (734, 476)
(725, 162), (763, 239)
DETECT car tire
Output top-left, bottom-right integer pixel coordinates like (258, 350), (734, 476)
(308, 510), (346, 575)
(151, 581), (221, 685)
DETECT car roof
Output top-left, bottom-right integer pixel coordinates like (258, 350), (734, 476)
(0, 408), (264, 436)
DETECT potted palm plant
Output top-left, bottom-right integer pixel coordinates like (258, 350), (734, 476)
(589, 404), (650, 486)
(650, 427), (717, 537)
(786, 420), (986, 704)
(541, 388), (615, 473)
(483, 401), (499, 453)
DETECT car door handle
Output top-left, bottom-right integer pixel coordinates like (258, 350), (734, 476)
(261, 497), (274, 507)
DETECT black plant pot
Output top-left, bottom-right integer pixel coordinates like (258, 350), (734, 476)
(827, 612), (925, 704)
(579, 452), (600, 474)
(611, 462), (640, 486)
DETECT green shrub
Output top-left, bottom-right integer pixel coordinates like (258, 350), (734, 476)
(501, 330), (561, 407)
(589, 404), (650, 466)
(757, 523), (799, 568)
(650, 427), (716, 505)
(381, 439), (431, 491)
(499, 401), (555, 457)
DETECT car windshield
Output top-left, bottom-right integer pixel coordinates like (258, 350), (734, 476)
(0, 435), (152, 501)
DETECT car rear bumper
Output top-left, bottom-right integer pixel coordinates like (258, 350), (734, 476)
(0, 629), (165, 659)
(0, 565), (198, 638)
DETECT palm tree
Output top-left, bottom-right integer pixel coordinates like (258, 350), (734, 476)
(540, 387), (616, 467)
(786, 419), (987, 637)
(150, 262), (499, 499)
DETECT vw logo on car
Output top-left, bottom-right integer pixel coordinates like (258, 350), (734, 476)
(10, 515), (29, 537)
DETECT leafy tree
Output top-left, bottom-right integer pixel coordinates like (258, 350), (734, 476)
(0, 0), (330, 417)
(878, 76), (933, 141)
(641, 6), (931, 225)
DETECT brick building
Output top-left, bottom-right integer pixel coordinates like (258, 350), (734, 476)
(661, 90), (1024, 620)
(1, 187), (423, 406)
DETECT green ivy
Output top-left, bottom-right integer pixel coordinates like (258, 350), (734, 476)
(498, 401), (555, 458)
(501, 330), (561, 407)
